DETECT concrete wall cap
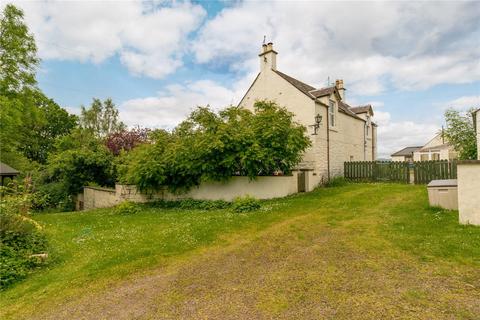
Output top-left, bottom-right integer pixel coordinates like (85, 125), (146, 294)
(427, 179), (458, 187)
(457, 160), (480, 165)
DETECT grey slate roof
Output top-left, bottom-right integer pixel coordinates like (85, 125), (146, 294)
(273, 70), (316, 98)
(0, 162), (20, 176)
(351, 105), (373, 115)
(272, 69), (367, 121)
(310, 87), (336, 98)
(391, 146), (422, 157)
(338, 101), (364, 120)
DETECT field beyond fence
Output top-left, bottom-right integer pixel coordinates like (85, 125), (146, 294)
(344, 160), (457, 184)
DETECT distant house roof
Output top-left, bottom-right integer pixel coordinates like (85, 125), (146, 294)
(272, 70), (367, 122)
(391, 146), (422, 157)
(0, 162), (20, 176)
(419, 143), (452, 152)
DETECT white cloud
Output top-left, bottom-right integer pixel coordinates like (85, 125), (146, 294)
(119, 79), (245, 128)
(193, 1), (480, 95)
(373, 111), (439, 158)
(439, 95), (480, 111)
(10, 1), (206, 78)
(366, 101), (384, 108)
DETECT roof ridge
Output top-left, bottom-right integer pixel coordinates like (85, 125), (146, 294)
(309, 85), (335, 93)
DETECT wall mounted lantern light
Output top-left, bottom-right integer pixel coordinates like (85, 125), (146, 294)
(310, 113), (323, 135)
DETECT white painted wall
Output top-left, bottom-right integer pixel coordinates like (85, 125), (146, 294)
(164, 175), (298, 201)
(81, 175), (300, 210)
(83, 187), (119, 210)
(457, 161), (480, 225)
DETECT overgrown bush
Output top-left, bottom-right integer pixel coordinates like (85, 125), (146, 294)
(232, 195), (261, 212)
(120, 101), (311, 193)
(114, 201), (140, 215)
(31, 182), (73, 212)
(0, 182), (48, 289)
(151, 199), (230, 210)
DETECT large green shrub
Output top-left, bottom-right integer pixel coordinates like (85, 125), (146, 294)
(120, 101), (311, 192)
(232, 196), (261, 213)
(114, 201), (140, 215)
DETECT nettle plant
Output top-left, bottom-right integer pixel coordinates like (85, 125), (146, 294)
(120, 101), (311, 192)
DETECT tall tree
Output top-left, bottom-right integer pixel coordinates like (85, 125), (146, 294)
(0, 4), (41, 163)
(18, 92), (78, 163)
(80, 98), (126, 138)
(0, 4), (77, 167)
(444, 108), (477, 160)
(0, 4), (39, 96)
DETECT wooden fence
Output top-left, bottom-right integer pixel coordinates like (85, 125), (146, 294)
(344, 161), (410, 183)
(344, 160), (457, 184)
(413, 160), (457, 184)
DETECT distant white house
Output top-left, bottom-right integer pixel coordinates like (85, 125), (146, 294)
(413, 133), (457, 161)
(391, 132), (457, 162)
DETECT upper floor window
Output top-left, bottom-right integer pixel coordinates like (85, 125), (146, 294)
(328, 100), (336, 127)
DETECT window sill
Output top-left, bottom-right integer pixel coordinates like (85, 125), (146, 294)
(329, 127), (338, 133)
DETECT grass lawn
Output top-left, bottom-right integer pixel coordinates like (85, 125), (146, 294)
(1, 183), (480, 319)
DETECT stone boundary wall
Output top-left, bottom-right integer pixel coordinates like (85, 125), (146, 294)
(83, 186), (119, 210)
(81, 175), (299, 210)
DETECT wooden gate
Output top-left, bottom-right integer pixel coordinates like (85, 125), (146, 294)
(297, 171), (306, 192)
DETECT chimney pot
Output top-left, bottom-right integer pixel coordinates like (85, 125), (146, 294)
(258, 42), (277, 71)
(335, 79), (345, 100)
(335, 79), (344, 89)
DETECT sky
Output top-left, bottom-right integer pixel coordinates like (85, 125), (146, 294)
(4, 0), (480, 158)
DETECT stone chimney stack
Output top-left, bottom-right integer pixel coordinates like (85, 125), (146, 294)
(335, 79), (345, 100)
(259, 42), (277, 72)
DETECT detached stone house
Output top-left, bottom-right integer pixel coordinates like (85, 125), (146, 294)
(238, 43), (377, 190)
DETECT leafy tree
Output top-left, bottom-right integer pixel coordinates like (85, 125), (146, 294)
(18, 92), (78, 163)
(0, 4), (39, 96)
(45, 129), (116, 196)
(105, 127), (149, 156)
(0, 4), (41, 160)
(444, 108), (477, 160)
(80, 98), (126, 138)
